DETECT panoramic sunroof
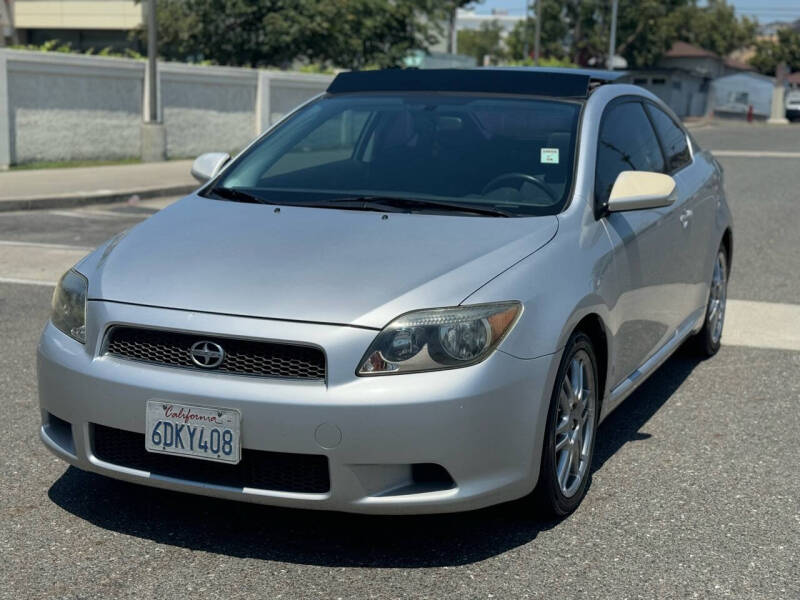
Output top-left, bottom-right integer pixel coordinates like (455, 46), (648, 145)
(328, 69), (592, 98)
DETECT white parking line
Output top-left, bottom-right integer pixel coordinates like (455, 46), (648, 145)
(0, 255), (798, 354)
(0, 241), (89, 283)
(0, 239), (93, 252)
(47, 209), (120, 220)
(713, 150), (800, 158)
(0, 276), (56, 287)
(722, 300), (800, 352)
(50, 208), (153, 219)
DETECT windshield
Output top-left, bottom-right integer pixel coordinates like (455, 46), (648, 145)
(212, 93), (581, 216)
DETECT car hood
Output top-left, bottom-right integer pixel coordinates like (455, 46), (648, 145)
(79, 196), (557, 329)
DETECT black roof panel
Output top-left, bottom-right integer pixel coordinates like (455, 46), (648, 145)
(327, 68), (592, 98)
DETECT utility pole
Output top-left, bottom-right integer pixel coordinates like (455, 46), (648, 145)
(147, 0), (158, 123)
(0, 0), (17, 46)
(523, 1), (529, 60)
(533, 0), (541, 65)
(141, 0), (166, 161)
(0, 2), (5, 47)
(447, 4), (456, 54)
(607, 0), (618, 70)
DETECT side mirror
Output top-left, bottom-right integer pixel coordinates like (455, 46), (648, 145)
(190, 152), (231, 183)
(607, 171), (676, 212)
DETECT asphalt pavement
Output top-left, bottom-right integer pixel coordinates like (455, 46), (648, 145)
(0, 123), (798, 599)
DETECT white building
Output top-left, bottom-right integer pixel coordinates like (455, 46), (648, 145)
(456, 9), (523, 34)
(10, 0), (144, 51)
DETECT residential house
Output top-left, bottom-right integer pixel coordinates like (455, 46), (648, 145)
(712, 72), (777, 119)
(620, 42), (757, 118)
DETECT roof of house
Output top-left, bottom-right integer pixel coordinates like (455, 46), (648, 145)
(787, 72), (800, 84)
(663, 41), (719, 59)
(714, 71), (775, 85)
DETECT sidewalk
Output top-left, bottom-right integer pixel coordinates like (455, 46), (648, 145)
(0, 160), (197, 212)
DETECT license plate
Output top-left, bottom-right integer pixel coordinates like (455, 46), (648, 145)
(145, 400), (241, 464)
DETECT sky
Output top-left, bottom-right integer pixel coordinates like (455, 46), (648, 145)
(473, 0), (800, 24)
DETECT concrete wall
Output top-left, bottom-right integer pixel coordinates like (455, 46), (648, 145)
(0, 49), (334, 168)
(257, 70), (334, 134)
(160, 63), (258, 158)
(5, 51), (144, 164)
(620, 71), (709, 118)
(712, 72), (775, 119)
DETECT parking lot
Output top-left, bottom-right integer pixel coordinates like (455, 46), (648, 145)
(1, 123), (798, 599)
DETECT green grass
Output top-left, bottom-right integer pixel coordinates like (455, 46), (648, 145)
(10, 158), (143, 171)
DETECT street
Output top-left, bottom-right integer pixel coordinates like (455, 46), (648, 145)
(1, 123), (798, 599)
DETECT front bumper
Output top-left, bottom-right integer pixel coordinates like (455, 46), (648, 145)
(38, 300), (558, 514)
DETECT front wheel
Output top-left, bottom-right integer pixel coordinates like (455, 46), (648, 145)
(533, 331), (599, 517)
(692, 245), (728, 357)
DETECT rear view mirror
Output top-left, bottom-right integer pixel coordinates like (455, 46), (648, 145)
(607, 171), (676, 212)
(191, 152), (231, 183)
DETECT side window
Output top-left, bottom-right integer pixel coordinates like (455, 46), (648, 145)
(595, 102), (665, 205)
(645, 104), (692, 172)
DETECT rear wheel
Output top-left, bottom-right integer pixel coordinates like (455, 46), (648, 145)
(534, 331), (599, 517)
(693, 246), (728, 357)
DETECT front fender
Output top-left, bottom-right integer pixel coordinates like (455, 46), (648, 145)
(463, 216), (615, 363)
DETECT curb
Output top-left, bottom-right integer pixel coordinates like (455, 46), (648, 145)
(0, 183), (197, 213)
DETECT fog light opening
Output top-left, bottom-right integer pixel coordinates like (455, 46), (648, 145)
(411, 463), (455, 490)
(44, 412), (76, 455)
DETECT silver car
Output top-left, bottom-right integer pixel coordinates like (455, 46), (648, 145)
(38, 68), (732, 516)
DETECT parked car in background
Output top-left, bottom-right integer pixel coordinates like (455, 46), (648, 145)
(39, 68), (732, 517)
(786, 90), (800, 122)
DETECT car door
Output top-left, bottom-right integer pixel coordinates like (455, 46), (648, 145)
(596, 99), (687, 389)
(644, 102), (717, 320)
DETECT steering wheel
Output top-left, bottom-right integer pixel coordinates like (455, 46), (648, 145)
(481, 172), (557, 202)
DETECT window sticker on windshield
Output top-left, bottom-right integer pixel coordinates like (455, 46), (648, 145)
(541, 148), (560, 164)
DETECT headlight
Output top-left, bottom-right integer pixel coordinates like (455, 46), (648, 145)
(357, 302), (521, 375)
(51, 269), (88, 343)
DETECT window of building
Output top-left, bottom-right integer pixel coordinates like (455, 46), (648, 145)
(729, 91), (749, 105)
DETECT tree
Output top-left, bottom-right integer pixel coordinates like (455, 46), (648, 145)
(148, 0), (442, 70)
(750, 28), (800, 76)
(668, 0), (757, 57)
(506, 0), (569, 61)
(609, 0), (684, 68)
(566, 0), (756, 69)
(504, 0), (682, 68)
(457, 20), (505, 65)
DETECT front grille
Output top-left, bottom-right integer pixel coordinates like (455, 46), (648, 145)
(104, 326), (326, 381)
(92, 424), (330, 493)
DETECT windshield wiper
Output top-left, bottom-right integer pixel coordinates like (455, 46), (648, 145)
(208, 186), (274, 205)
(207, 188), (511, 217)
(323, 195), (511, 217)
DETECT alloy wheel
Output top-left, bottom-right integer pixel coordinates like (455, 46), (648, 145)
(554, 350), (596, 498)
(707, 251), (728, 346)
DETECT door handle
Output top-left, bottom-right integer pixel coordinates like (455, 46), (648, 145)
(679, 209), (693, 228)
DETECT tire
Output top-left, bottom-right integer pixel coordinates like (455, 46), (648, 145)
(692, 244), (729, 358)
(533, 331), (599, 517)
